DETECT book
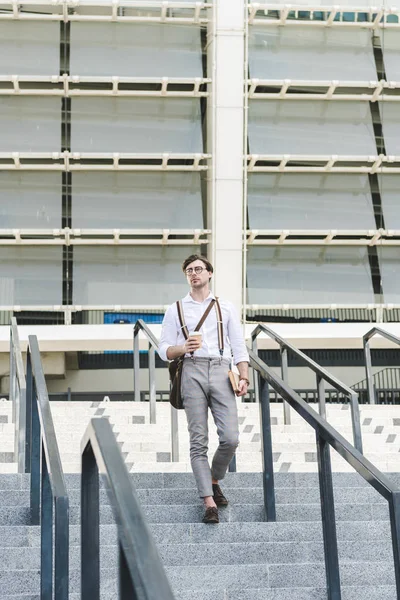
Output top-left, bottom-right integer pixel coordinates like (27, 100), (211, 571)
(228, 370), (240, 395)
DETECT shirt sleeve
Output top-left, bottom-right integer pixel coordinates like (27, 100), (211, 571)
(227, 302), (249, 365)
(158, 304), (179, 362)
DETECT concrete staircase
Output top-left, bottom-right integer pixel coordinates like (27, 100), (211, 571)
(0, 398), (399, 598)
(0, 471), (397, 599)
(1, 399), (400, 473)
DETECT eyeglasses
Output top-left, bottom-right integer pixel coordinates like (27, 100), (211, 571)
(185, 266), (207, 276)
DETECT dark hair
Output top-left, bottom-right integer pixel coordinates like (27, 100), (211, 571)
(182, 254), (214, 274)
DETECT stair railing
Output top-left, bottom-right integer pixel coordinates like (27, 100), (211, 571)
(9, 317), (27, 473)
(26, 335), (69, 600)
(250, 348), (400, 600)
(133, 319), (179, 462)
(252, 324), (363, 454)
(364, 327), (400, 404)
(81, 417), (175, 600)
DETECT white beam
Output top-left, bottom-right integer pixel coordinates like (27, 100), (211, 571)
(208, 0), (245, 316)
(0, 0), (212, 22)
(0, 152), (210, 171)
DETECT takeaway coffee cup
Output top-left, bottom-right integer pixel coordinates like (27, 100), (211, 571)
(189, 331), (203, 349)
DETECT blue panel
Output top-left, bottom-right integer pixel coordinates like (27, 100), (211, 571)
(104, 312), (164, 324)
(104, 313), (164, 354)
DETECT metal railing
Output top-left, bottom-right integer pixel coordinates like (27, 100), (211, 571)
(81, 417), (175, 600)
(9, 317), (27, 473)
(26, 335), (69, 600)
(133, 320), (179, 462)
(250, 348), (400, 600)
(352, 367), (400, 392)
(364, 327), (400, 404)
(251, 324), (363, 453)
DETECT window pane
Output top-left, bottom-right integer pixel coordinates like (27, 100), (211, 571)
(380, 103), (400, 156)
(0, 23), (59, 75)
(0, 247), (62, 305)
(248, 100), (376, 155)
(381, 30), (400, 81)
(0, 98), (61, 152)
(248, 173), (375, 229)
(0, 173), (61, 228)
(247, 246), (374, 305)
(72, 172), (203, 229)
(70, 23), (203, 77)
(71, 98), (202, 153)
(380, 248), (400, 303)
(249, 27), (376, 80)
(73, 246), (197, 305)
(379, 175), (400, 229)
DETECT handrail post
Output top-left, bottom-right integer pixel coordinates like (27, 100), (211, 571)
(119, 542), (136, 598)
(10, 318), (28, 473)
(25, 348), (33, 474)
(364, 338), (376, 404)
(54, 495), (69, 600)
(41, 446), (53, 600)
(349, 392), (363, 455)
(280, 346), (291, 425)
(252, 336), (260, 405)
(259, 376), (276, 522)
(170, 404), (179, 463)
(317, 374), (326, 419)
(389, 491), (400, 599)
(148, 343), (156, 424)
(28, 348), (41, 525)
(9, 330), (16, 423)
(81, 441), (100, 600)
(133, 328), (140, 403)
(316, 431), (341, 600)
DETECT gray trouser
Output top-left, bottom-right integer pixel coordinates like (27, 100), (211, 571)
(181, 357), (239, 498)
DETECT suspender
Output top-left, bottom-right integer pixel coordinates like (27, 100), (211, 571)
(176, 298), (224, 356)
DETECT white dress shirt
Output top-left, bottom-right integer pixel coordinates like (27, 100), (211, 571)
(158, 292), (249, 365)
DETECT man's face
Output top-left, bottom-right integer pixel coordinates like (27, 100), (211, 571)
(185, 259), (211, 290)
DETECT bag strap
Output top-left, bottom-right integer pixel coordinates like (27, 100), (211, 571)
(214, 298), (224, 356)
(194, 299), (215, 331)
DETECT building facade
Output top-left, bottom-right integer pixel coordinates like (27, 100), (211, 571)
(1, 0), (400, 327)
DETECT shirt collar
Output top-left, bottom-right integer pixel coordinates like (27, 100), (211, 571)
(183, 291), (215, 304)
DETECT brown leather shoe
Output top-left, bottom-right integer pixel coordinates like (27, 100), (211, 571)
(212, 483), (229, 507)
(202, 506), (219, 524)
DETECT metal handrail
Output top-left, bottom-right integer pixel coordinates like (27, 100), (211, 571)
(251, 324), (363, 454)
(81, 417), (175, 600)
(363, 327), (400, 405)
(249, 348), (400, 600)
(133, 319), (179, 462)
(9, 317), (27, 473)
(26, 335), (69, 599)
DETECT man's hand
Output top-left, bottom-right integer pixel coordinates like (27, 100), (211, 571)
(183, 335), (202, 354)
(236, 379), (249, 397)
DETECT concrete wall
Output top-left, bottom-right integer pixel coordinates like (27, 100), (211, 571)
(43, 364), (382, 395)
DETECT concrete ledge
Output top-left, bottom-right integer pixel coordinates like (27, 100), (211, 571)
(1, 323), (400, 353)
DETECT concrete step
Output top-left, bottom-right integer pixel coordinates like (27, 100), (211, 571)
(0, 501), (392, 526)
(0, 539), (394, 571)
(66, 587), (398, 600)
(0, 484), (391, 508)
(164, 561), (396, 590)
(0, 519), (390, 547)
(1, 471), (399, 490)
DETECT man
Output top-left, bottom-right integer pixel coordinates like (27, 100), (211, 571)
(158, 254), (249, 524)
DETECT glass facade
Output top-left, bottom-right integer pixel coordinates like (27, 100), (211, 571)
(1, 2), (400, 324)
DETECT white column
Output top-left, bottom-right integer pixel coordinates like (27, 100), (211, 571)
(207, 0), (245, 317)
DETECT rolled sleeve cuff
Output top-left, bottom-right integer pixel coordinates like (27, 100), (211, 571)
(158, 344), (170, 363)
(233, 347), (249, 365)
